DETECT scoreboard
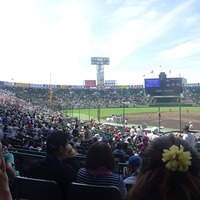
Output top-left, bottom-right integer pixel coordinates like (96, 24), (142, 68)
(145, 77), (185, 96)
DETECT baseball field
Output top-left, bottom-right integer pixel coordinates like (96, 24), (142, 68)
(64, 106), (200, 131)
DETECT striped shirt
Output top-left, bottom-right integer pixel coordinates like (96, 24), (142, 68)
(76, 168), (127, 199)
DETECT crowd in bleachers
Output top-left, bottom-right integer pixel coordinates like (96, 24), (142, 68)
(1, 84), (200, 112)
(182, 86), (200, 104)
(0, 85), (154, 109)
(1, 85), (200, 199)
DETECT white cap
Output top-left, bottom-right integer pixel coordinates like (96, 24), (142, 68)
(151, 126), (159, 135)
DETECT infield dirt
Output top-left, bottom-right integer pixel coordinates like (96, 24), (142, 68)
(125, 111), (200, 130)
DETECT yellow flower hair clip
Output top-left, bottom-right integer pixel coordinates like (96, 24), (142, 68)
(162, 145), (192, 172)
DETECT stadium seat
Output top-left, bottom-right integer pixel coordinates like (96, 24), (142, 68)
(13, 176), (63, 200)
(11, 152), (45, 177)
(117, 162), (128, 176)
(125, 183), (133, 192)
(67, 182), (121, 200)
(113, 153), (126, 163)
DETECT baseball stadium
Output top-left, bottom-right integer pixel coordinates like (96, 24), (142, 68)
(1, 64), (200, 199)
(1, 0), (200, 199)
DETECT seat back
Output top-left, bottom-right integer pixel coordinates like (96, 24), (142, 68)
(125, 183), (133, 192)
(13, 176), (63, 200)
(68, 182), (121, 200)
(117, 162), (128, 176)
(11, 152), (45, 176)
(113, 153), (126, 163)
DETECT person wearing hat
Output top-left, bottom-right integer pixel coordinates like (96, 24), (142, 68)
(63, 143), (81, 174)
(72, 124), (80, 138)
(189, 121), (193, 130)
(113, 142), (127, 163)
(135, 136), (150, 157)
(182, 125), (196, 147)
(147, 126), (159, 141)
(130, 126), (136, 136)
(124, 155), (142, 185)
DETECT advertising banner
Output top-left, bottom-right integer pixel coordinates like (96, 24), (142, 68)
(85, 80), (96, 88)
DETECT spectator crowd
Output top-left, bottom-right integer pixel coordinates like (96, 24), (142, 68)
(0, 85), (200, 200)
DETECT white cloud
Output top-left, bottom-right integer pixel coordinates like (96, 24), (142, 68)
(0, 0), (199, 85)
(105, 68), (145, 85)
(160, 39), (200, 60)
(0, 0), (93, 84)
(104, 0), (195, 68)
(106, 0), (121, 4)
(183, 15), (200, 27)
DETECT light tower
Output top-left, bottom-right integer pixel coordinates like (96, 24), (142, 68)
(91, 57), (110, 87)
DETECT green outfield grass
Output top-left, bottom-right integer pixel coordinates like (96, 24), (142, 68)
(63, 106), (200, 121)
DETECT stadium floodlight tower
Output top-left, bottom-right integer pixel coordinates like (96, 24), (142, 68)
(91, 57), (110, 87)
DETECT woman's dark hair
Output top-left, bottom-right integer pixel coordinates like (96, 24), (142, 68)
(126, 134), (200, 200)
(85, 141), (115, 171)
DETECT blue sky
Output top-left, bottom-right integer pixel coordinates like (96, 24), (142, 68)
(0, 0), (199, 85)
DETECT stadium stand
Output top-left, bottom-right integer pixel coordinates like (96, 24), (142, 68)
(1, 80), (200, 200)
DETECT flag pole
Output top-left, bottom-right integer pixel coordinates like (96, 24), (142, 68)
(169, 69), (171, 77)
(50, 73), (53, 106)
